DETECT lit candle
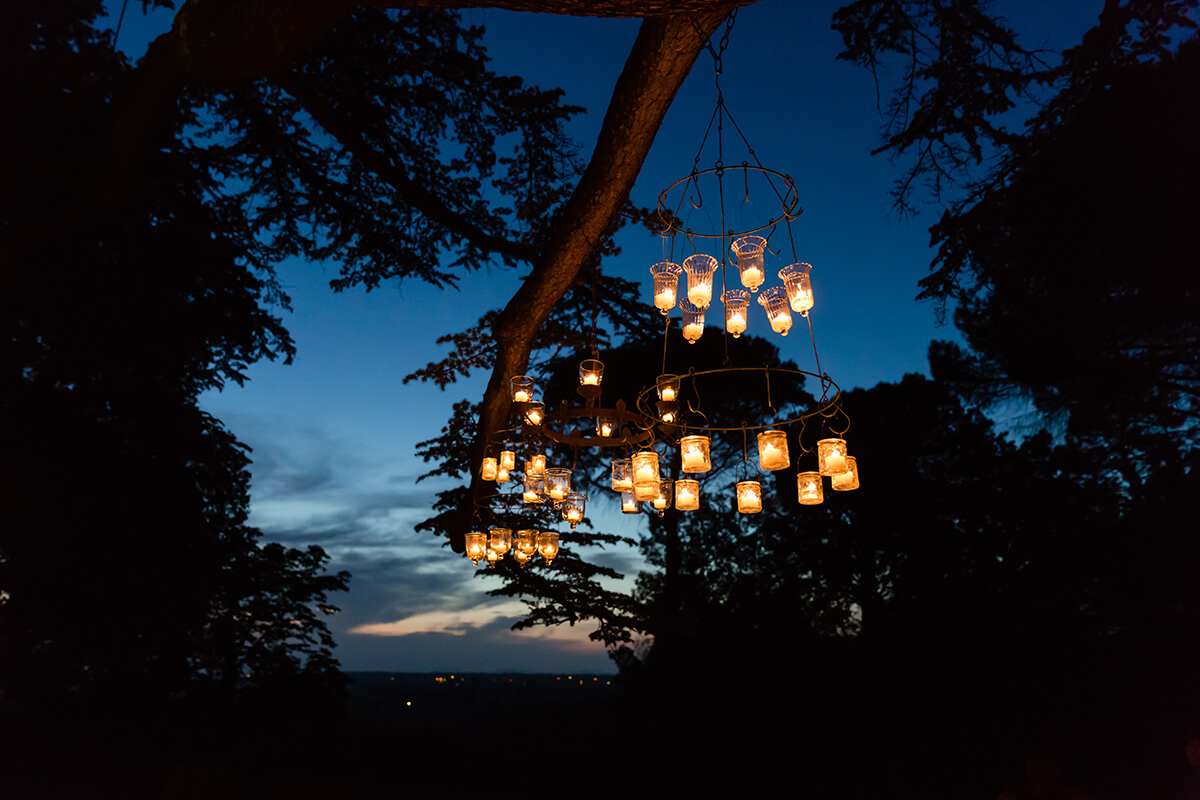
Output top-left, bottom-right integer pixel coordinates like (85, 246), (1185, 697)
(826, 453), (846, 473)
(652, 497), (668, 510)
(661, 387), (676, 402)
(791, 290), (813, 313)
(496, 469), (510, 483)
(662, 410), (676, 423)
(687, 285), (711, 306)
(566, 509), (582, 522)
(635, 465), (657, 484)
(727, 312), (746, 335)
(832, 470), (854, 488)
(800, 482), (819, 501)
(622, 497), (638, 512)
(677, 488), (695, 506)
(513, 390), (530, 403)
(760, 443), (785, 470)
(655, 290), (676, 309)
(682, 448), (705, 470)
(582, 373), (599, 385)
(527, 409), (542, 425)
(683, 322), (703, 342)
(771, 313), (791, 334)
(548, 486), (565, 501)
(523, 491), (539, 503)
(614, 478), (633, 492)
(600, 423), (613, 437)
(741, 267), (763, 288)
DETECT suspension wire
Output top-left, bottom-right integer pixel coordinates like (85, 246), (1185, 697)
(661, 314), (672, 375)
(806, 312), (829, 401)
(110, 0), (131, 52)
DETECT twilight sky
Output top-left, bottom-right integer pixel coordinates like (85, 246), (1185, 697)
(113, 1), (1102, 673)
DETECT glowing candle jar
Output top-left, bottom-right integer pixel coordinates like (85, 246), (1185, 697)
(632, 450), (659, 501)
(756, 430), (790, 471)
(651, 481), (673, 511)
(661, 408), (677, 424)
(480, 457), (498, 481)
(596, 416), (616, 438)
(683, 253), (719, 308)
(611, 458), (633, 492)
(679, 435), (712, 473)
(485, 542), (500, 568)
(779, 263), (814, 313)
(513, 548), (532, 568)
(524, 401), (545, 427)
(523, 474), (545, 504)
(495, 468), (510, 484)
(510, 375), (535, 404)
(537, 532), (560, 564)
(736, 481), (763, 514)
(657, 373), (681, 403)
(621, 492), (639, 514)
(579, 359), (604, 386)
(731, 235), (768, 291)
(830, 456), (860, 491)
(489, 527), (512, 556)
(515, 529), (538, 556)
(527, 454), (546, 476)
(679, 299), (705, 344)
(757, 287), (793, 336)
(650, 261), (683, 315)
(562, 492), (587, 527)
(722, 289), (751, 337)
(545, 468), (571, 502)
(817, 438), (849, 476)
(675, 479), (700, 511)
(796, 471), (824, 505)
(464, 532), (487, 566)
(499, 450), (516, 471)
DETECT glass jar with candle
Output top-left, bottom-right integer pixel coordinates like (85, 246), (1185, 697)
(632, 450), (659, 501)
(523, 474), (545, 504)
(579, 359), (603, 386)
(513, 548), (532, 568)
(683, 253), (718, 308)
(611, 458), (633, 492)
(537, 531), (559, 563)
(651, 480), (673, 512)
(524, 401), (545, 427)
(722, 289), (751, 337)
(817, 438), (850, 476)
(779, 263), (814, 313)
(480, 457), (498, 481)
(545, 468), (571, 502)
(485, 542), (500, 568)
(620, 491), (640, 514)
(464, 532), (487, 565)
(830, 456), (860, 491)
(757, 286), (793, 336)
(515, 529), (538, 556)
(596, 416), (616, 438)
(562, 492), (587, 526)
(679, 298), (705, 344)
(650, 261), (683, 315)
(679, 435), (712, 473)
(796, 471), (824, 505)
(527, 454), (546, 476)
(675, 479), (700, 511)
(757, 430), (790, 471)
(495, 468), (510, 484)
(489, 527), (512, 556)
(736, 481), (763, 513)
(510, 375), (535, 404)
(656, 373), (681, 403)
(499, 450), (516, 471)
(731, 235), (768, 291)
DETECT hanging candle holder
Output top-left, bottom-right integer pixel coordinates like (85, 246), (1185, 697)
(537, 532), (560, 564)
(544, 468), (572, 503)
(650, 261), (683, 315)
(480, 457), (498, 481)
(596, 416), (617, 438)
(579, 359), (604, 387)
(779, 263), (814, 313)
(524, 401), (545, 427)
(817, 438), (850, 476)
(757, 429), (790, 471)
(656, 374), (681, 403)
(515, 529), (538, 557)
(731, 235), (768, 291)
(757, 286), (793, 336)
(797, 471), (824, 505)
(611, 458), (633, 492)
(499, 450), (516, 471)
(736, 480), (763, 514)
(562, 492), (587, 528)
(464, 532), (487, 566)
(620, 491), (640, 514)
(632, 450), (660, 501)
(680, 435), (712, 473)
(485, 541), (501, 568)
(489, 527), (512, 557)
(527, 454), (546, 476)
(495, 468), (511, 484)
(683, 253), (718, 308)
(722, 289), (751, 337)
(830, 456), (860, 491)
(674, 479), (700, 511)
(651, 480), (673, 514)
(679, 299), (705, 344)
(523, 474), (545, 504)
(513, 548), (533, 568)
(510, 376), (535, 404)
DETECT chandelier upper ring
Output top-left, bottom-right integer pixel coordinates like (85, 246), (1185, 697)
(655, 164), (803, 241)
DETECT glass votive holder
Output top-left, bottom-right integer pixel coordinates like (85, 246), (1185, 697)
(680, 435), (712, 473)
(524, 401), (545, 427)
(545, 468), (572, 502)
(537, 531), (559, 563)
(757, 286), (793, 335)
(485, 542), (500, 568)
(679, 299), (705, 344)
(515, 529), (538, 556)
(480, 457), (498, 481)
(499, 450), (516, 471)
(513, 548), (533, 568)
(562, 492), (587, 525)
(736, 480), (763, 514)
(817, 438), (849, 476)
(596, 416), (616, 438)
(657, 373), (681, 403)
(611, 458), (633, 492)
(757, 430), (790, 471)
(510, 375), (535, 404)
(830, 456), (860, 491)
(731, 235), (768, 291)
(632, 450), (660, 490)
(495, 468), (510, 484)
(683, 253), (719, 308)
(650, 261), (683, 315)
(621, 491), (640, 514)
(579, 359), (603, 386)
(527, 454), (546, 476)
(779, 263), (814, 313)
(489, 527), (512, 556)
(797, 471), (824, 505)
(675, 479), (700, 511)
(651, 480), (673, 511)
(722, 289), (751, 337)
(464, 532), (487, 565)
(523, 474), (545, 504)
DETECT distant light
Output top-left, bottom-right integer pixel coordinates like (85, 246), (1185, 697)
(406, 701), (412, 707)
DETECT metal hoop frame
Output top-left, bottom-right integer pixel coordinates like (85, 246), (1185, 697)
(656, 164), (803, 242)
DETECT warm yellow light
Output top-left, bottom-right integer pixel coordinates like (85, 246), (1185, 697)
(675, 479), (700, 511)
(680, 435), (712, 473)
(499, 450), (516, 471)
(736, 481), (763, 514)
(480, 457), (498, 481)
(464, 532), (487, 565)
(797, 471), (824, 505)
(817, 438), (849, 476)
(757, 430), (790, 471)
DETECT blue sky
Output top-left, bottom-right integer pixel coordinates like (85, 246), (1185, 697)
(113, 1), (1104, 673)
